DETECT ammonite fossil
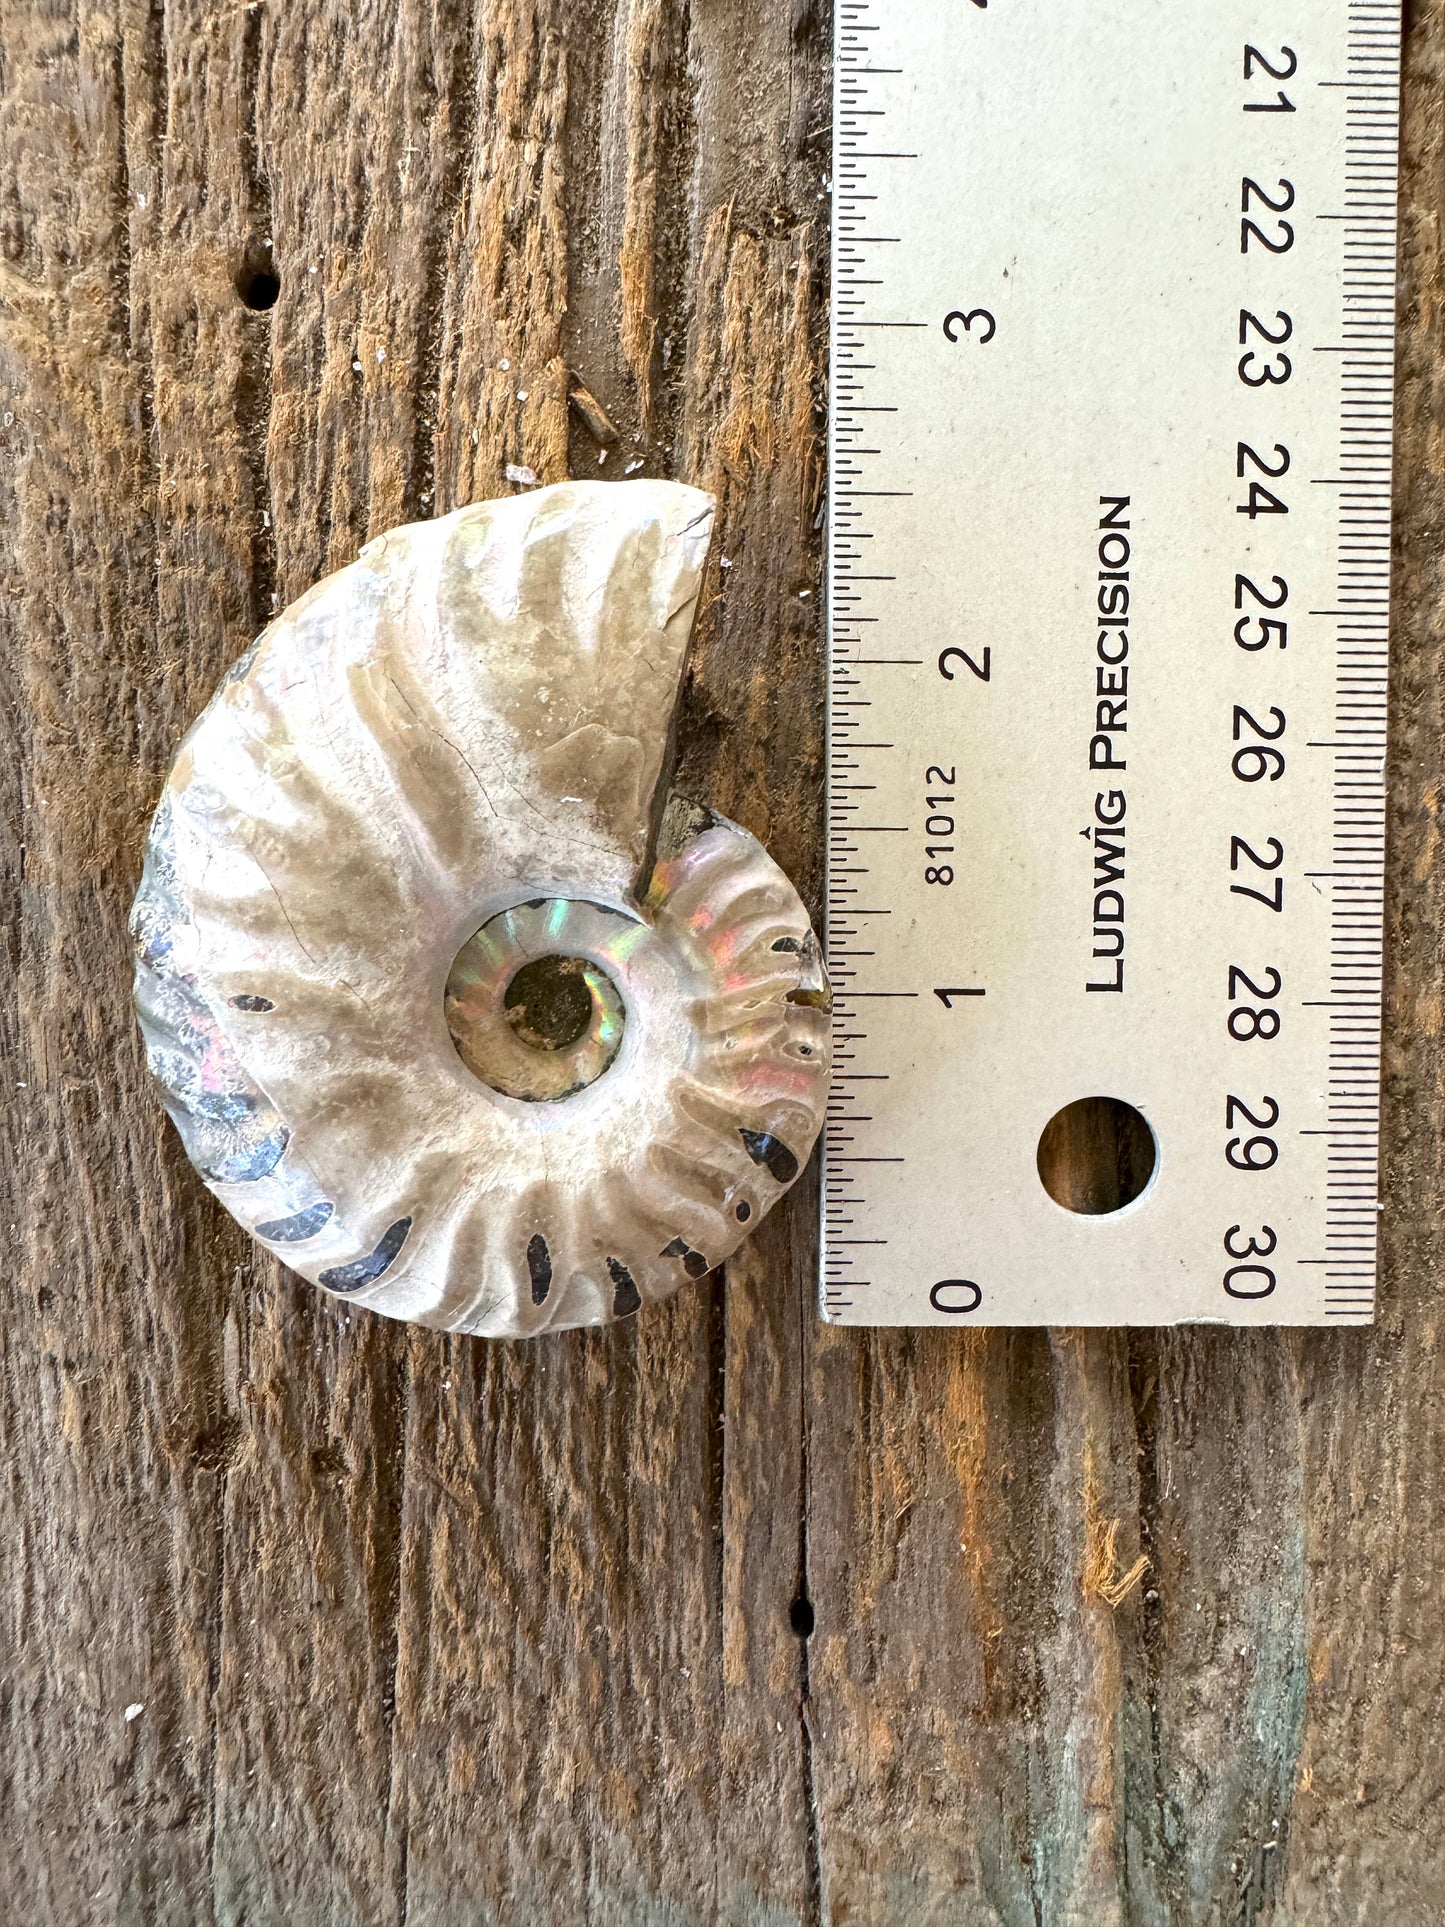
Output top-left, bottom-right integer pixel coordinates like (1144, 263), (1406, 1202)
(131, 481), (831, 1335)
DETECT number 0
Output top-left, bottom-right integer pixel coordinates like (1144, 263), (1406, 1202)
(930, 1279), (983, 1315)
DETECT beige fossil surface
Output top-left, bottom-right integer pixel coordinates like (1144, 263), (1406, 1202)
(131, 481), (830, 1334)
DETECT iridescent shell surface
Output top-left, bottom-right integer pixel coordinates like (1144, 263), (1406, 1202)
(131, 480), (831, 1335)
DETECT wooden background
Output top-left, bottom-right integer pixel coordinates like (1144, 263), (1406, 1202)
(2, 2), (1442, 1922)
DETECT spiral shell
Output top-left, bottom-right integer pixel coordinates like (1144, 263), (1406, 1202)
(131, 481), (830, 1335)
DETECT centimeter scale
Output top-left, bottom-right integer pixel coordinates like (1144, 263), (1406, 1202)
(823, 0), (1400, 1325)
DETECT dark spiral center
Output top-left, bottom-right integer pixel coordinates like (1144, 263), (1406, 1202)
(503, 955), (595, 1053)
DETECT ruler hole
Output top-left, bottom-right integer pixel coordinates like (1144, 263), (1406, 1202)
(1036, 1098), (1157, 1216)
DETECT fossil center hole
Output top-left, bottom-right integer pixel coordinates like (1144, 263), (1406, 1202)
(504, 955), (596, 1053)
(1036, 1096), (1157, 1215)
(444, 901), (631, 1103)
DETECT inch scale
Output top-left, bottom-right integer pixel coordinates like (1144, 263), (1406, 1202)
(824, 0), (1400, 1325)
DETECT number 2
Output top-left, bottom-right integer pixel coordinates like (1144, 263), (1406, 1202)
(939, 645), (991, 683)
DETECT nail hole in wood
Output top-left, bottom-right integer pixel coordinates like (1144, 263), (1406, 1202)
(237, 264), (280, 312)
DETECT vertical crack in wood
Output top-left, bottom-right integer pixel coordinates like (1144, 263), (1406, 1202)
(204, 1304), (234, 1927)
(706, 1263), (729, 1916)
(434, 0), (571, 508)
(405, 4), (480, 522)
(618, 0), (693, 447)
(128, 0), (165, 604)
(238, 1), (278, 635)
(379, 1336), (413, 1927)
(1123, 1332), (1183, 1920)
(1034, 1332), (1141, 1921)
(197, 16), (280, 1908)
(110, 12), (135, 376)
(557, 0), (628, 475)
(618, 0), (665, 432)
(1013, 1348), (1051, 1927)
(795, 1244), (823, 1927)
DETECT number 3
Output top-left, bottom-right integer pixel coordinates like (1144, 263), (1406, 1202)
(943, 309), (997, 345)
(1225, 1224), (1278, 1259)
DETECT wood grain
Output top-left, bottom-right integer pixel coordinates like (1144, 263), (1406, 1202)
(0, 2), (1441, 1922)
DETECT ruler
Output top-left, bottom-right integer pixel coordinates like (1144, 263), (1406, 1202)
(824, 0), (1400, 1325)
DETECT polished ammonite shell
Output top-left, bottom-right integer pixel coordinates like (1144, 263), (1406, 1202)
(131, 480), (831, 1335)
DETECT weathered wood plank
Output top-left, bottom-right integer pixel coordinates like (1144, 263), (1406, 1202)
(2, 1), (1443, 1924)
(1, 3), (228, 1920)
(1276, 9), (1445, 1919)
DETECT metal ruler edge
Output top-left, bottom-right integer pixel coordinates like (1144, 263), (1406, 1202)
(823, 0), (1400, 1326)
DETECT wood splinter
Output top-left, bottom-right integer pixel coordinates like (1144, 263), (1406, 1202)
(568, 377), (620, 447)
